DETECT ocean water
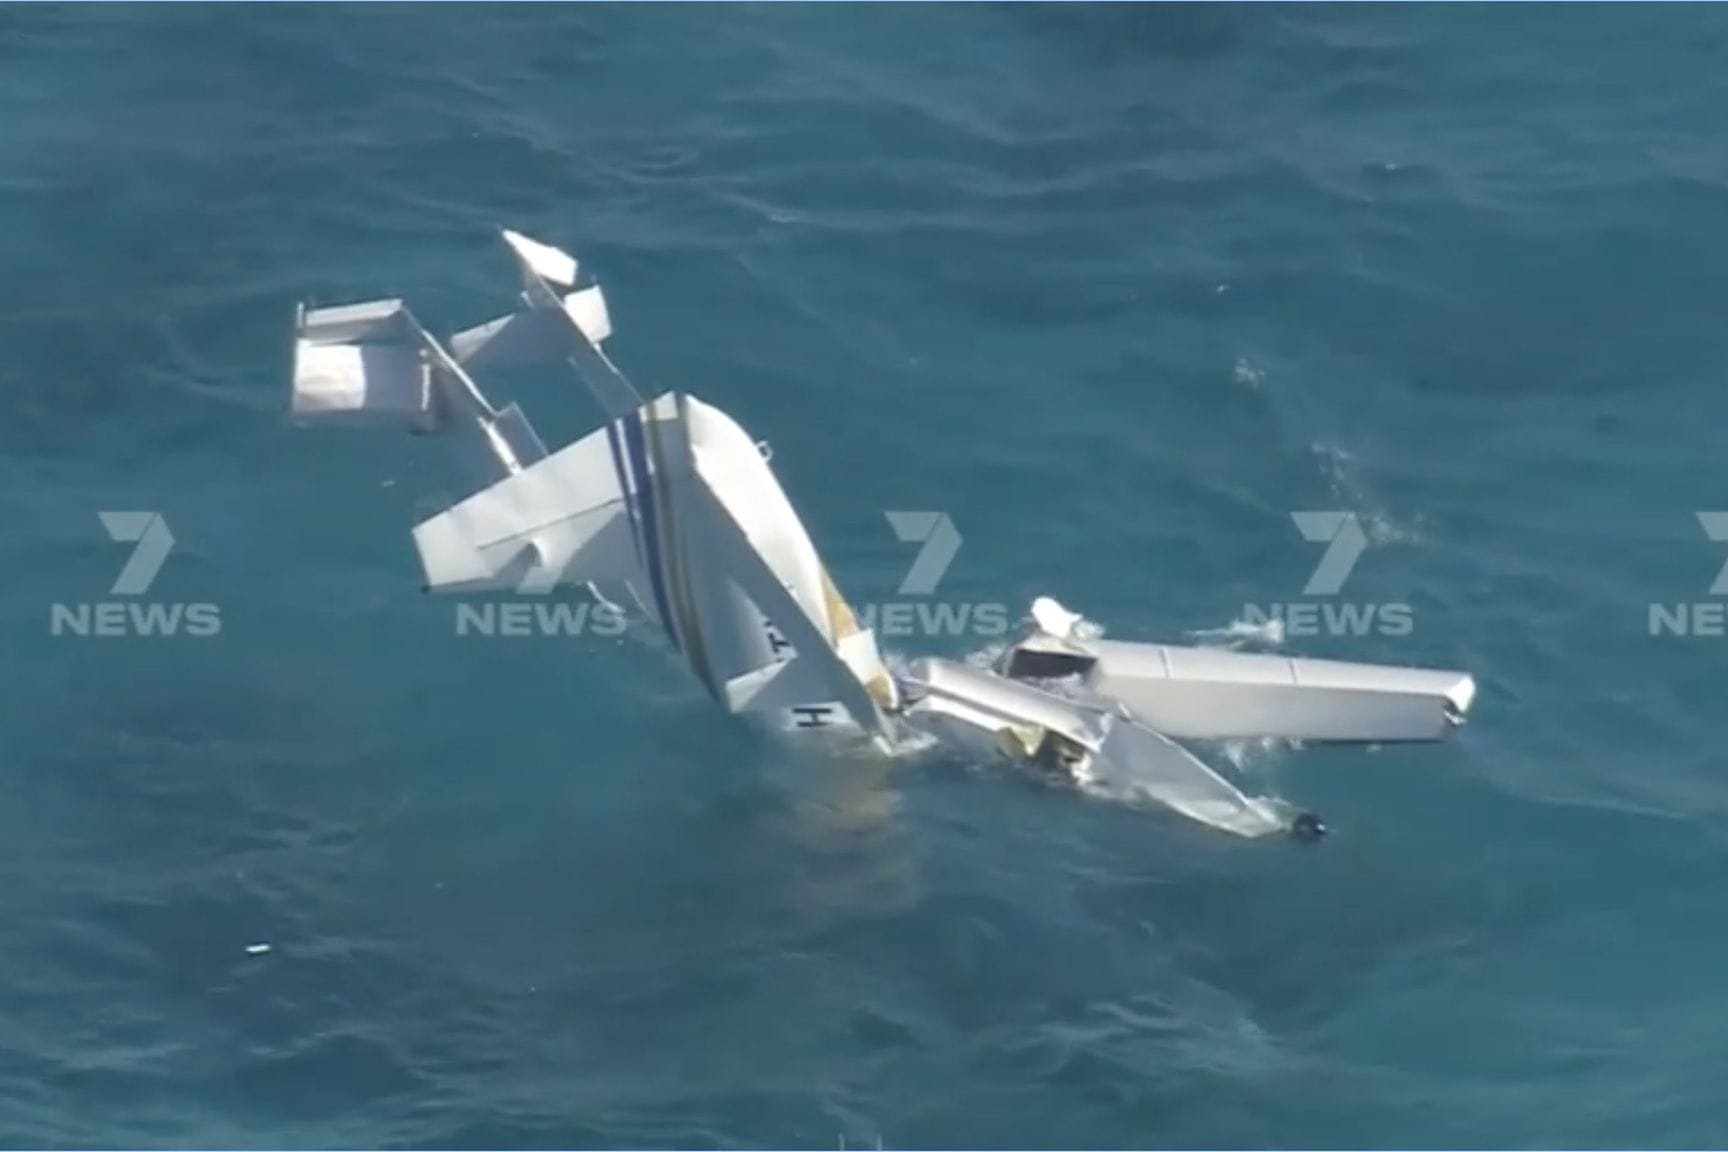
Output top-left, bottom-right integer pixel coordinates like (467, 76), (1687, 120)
(3, 3), (1727, 1147)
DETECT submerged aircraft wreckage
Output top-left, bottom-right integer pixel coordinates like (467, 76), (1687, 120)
(289, 230), (1476, 841)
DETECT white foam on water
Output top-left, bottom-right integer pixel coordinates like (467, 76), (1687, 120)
(1187, 615), (1286, 649)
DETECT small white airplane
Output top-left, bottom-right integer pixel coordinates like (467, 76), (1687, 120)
(289, 229), (1476, 842)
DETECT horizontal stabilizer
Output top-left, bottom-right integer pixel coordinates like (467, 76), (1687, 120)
(449, 311), (559, 374)
(450, 286), (614, 374)
(291, 301), (435, 429)
(412, 420), (640, 594)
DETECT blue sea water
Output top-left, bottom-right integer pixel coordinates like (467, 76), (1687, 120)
(3, 2), (1728, 1146)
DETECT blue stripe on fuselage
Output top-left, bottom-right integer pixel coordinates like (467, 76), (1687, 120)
(622, 409), (681, 653)
(604, 419), (646, 565)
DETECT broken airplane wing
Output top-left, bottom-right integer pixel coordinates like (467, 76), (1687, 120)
(1001, 597), (1475, 745)
(291, 231), (897, 749)
(288, 230), (1477, 843)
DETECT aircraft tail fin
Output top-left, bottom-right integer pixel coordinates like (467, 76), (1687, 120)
(446, 229), (641, 419)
